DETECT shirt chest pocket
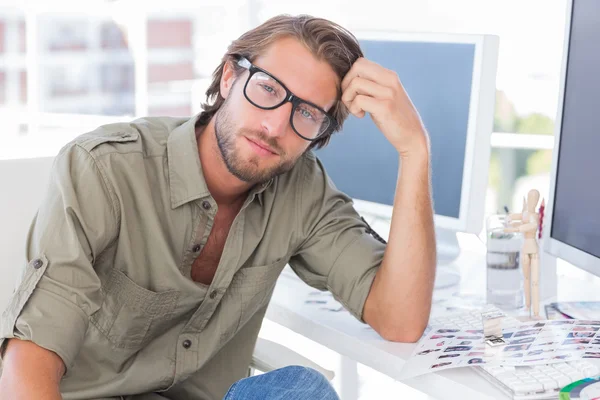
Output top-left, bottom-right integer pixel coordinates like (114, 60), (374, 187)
(91, 268), (179, 349)
(218, 259), (287, 344)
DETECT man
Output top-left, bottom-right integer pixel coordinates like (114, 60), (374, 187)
(0, 14), (435, 399)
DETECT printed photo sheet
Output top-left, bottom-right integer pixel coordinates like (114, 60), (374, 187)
(402, 319), (600, 378)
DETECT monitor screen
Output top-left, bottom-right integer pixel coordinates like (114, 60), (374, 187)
(314, 39), (476, 219)
(550, 0), (600, 259)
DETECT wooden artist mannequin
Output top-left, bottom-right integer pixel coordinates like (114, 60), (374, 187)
(505, 189), (541, 317)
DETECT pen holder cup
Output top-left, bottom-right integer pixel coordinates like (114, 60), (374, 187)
(486, 214), (524, 311)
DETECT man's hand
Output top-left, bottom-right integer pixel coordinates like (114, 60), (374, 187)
(341, 57), (429, 158)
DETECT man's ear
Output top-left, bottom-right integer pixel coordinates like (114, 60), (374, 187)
(220, 61), (237, 99)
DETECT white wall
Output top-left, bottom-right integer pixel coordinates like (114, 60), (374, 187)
(0, 157), (54, 310)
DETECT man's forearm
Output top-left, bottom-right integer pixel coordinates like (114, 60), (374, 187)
(364, 148), (436, 342)
(0, 375), (62, 400)
(0, 339), (64, 399)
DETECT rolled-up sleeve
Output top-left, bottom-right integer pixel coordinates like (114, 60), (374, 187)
(0, 144), (118, 371)
(289, 153), (386, 323)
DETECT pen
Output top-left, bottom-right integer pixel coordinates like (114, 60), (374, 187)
(538, 199), (545, 239)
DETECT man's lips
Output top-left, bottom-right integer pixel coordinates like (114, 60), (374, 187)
(245, 137), (278, 155)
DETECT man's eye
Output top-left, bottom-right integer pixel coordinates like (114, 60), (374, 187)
(260, 84), (276, 95)
(299, 108), (315, 120)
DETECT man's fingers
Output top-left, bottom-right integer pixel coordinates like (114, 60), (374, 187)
(342, 76), (394, 105)
(341, 57), (399, 92)
(347, 94), (380, 119)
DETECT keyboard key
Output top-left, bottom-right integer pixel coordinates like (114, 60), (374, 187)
(501, 377), (522, 387)
(512, 381), (544, 393)
(556, 375), (572, 388)
(496, 372), (519, 382)
(484, 366), (505, 375)
(521, 376), (540, 383)
(538, 378), (558, 391)
(566, 371), (584, 381)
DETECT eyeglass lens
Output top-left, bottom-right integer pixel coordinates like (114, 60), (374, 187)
(246, 71), (331, 139)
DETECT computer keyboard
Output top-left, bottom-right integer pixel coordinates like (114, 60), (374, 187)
(428, 307), (600, 400)
(478, 361), (599, 400)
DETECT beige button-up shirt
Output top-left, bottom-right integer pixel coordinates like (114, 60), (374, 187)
(0, 114), (386, 399)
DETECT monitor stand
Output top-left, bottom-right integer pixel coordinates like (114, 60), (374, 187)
(435, 228), (461, 289)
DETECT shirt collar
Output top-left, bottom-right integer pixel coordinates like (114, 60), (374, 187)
(166, 113), (274, 209)
(249, 178), (273, 206)
(167, 114), (210, 209)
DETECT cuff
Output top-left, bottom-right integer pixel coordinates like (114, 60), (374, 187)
(1, 284), (89, 372)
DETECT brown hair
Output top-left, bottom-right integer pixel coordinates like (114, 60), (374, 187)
(198, 14), (363, 150)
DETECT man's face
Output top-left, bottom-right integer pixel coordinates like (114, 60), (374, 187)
(214, 36), (339, 184)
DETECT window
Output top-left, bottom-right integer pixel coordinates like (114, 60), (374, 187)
(0, 12), (27, 109)
(0, 3), (247, 149)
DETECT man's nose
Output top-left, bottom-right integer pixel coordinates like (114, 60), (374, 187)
(261, 102), (292, 138)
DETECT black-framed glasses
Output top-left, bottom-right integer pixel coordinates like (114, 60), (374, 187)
(236, 57), (337, 141)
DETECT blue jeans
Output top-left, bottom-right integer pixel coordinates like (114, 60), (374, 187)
(223, 366), (340, 400)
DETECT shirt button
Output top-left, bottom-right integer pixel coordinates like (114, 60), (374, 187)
(209, 290), (218, 299)
(182, 339), (192, 349)
(32, 259), (43, 269)
(192, 244), (201, 253)
(201, 200), (211, 210)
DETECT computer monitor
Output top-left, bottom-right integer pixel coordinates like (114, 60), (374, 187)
(544, 0), (600, 277)
(314, 31), (499, 287)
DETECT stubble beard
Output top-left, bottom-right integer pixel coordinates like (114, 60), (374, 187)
(214, 98), (300, 184)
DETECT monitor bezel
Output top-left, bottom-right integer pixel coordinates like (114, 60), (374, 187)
(543, 0), (600, 277)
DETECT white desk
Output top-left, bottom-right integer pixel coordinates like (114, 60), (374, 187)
(265, 239), (600, 400)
